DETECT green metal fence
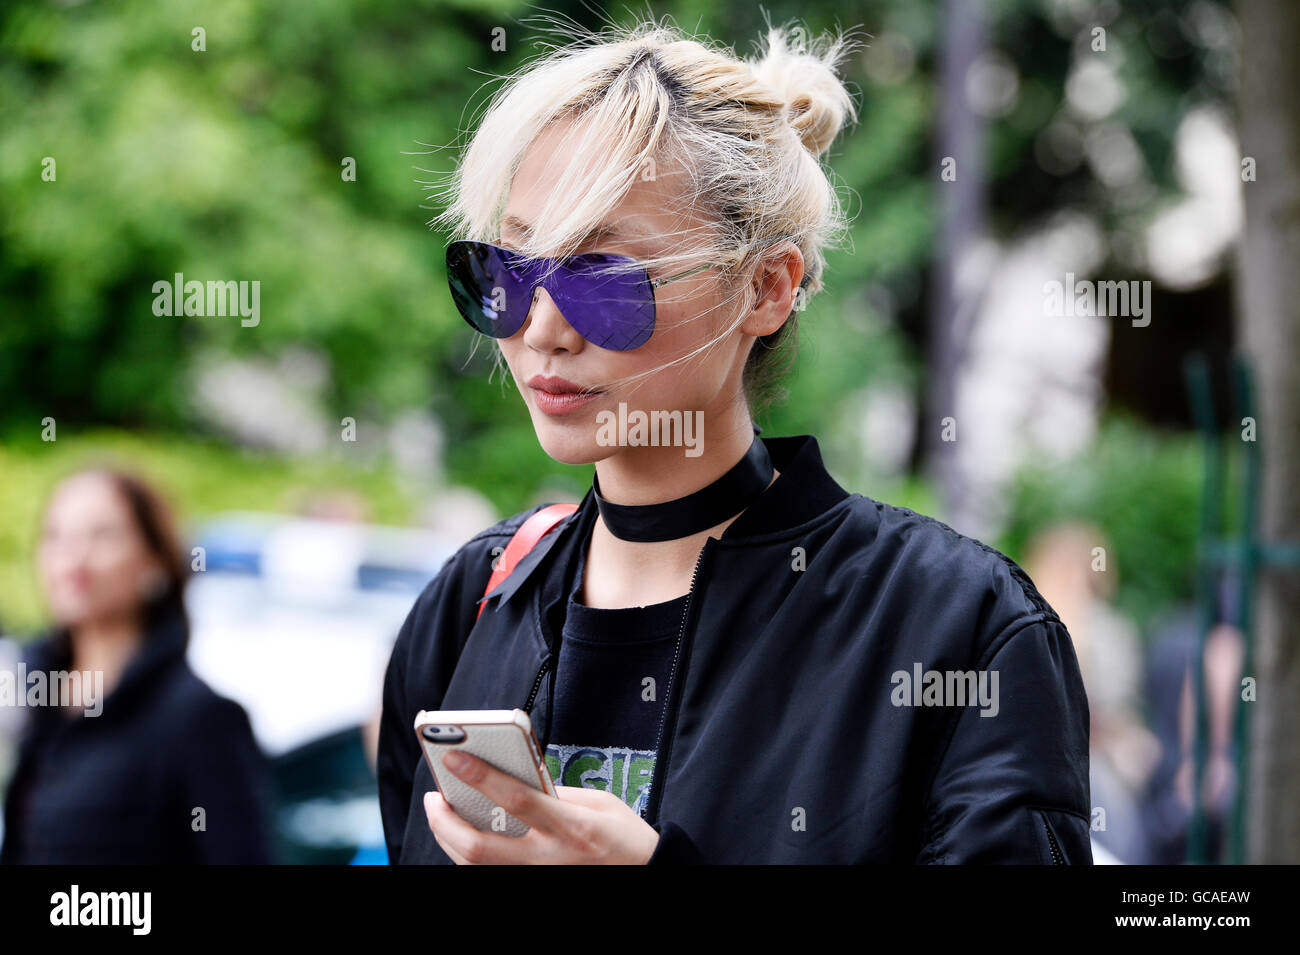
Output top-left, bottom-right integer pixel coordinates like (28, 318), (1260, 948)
(1183, 354), (1300, 864)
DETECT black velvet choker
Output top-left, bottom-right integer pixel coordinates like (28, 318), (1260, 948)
(592, 432), (774, 542)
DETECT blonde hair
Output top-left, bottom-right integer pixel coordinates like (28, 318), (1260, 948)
(426, 14), (861, 412)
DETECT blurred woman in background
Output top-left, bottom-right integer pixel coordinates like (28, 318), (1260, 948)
(1, 468), (272, 864)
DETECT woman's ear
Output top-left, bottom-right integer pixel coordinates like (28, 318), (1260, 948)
(741, 242), (804, 339)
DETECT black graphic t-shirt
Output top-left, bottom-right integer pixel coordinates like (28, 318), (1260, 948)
(543, 542), (687, 817)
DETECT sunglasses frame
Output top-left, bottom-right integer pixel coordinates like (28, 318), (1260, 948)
(648, 260), (716, 288)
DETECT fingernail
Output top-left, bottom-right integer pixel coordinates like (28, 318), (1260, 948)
(445, 750), (468, 771)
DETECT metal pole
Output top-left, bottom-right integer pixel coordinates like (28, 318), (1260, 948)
(1183, 356), (1219, 864)
(1226, 357), (1258, 864)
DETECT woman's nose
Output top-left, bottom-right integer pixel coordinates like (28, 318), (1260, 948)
(521, 286), (585, 354)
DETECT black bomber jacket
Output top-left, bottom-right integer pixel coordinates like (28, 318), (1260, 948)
(378, 433), (1093, 864)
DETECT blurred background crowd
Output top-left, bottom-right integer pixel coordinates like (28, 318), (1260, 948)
(2, 0), (1297, 864)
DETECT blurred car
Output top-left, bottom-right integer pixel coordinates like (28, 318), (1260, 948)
(186, 512), (458, 863)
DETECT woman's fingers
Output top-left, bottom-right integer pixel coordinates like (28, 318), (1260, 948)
(441, 752), (573, 837)
(423, 789), (532, 864)
(423, 779), (656, 864)
(423, 791), (472, 863)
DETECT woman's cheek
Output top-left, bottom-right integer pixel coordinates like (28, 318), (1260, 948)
(85, 550), (152, 619)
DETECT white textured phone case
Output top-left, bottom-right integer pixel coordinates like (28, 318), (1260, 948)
(415, 709), (556, 837)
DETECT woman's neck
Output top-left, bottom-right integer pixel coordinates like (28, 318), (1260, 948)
(591, 405), (756, 505)
(583, 411), (778, 608)
(69, 614), (144, 700)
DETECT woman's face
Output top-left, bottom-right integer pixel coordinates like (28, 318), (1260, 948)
(38, 474), (163, 629)
(495, 121), (767, 466)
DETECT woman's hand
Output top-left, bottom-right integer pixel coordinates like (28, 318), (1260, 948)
(423, 750), (661, 864)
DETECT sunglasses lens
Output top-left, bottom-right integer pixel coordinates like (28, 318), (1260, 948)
(446, 241), (535, 339)
(548, 253), (656, 351)
(446, 242), (656, 350)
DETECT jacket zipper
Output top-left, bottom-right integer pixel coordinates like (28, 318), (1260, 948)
(1043, 815), (1064, 864)
(522, 657), (552, 714)
(642, 539), (711, 824)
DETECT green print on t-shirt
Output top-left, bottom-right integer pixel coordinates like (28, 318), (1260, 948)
(545, 743), (656, 816)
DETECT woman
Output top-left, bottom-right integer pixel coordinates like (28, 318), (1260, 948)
(378, 20), (1092, 864)
(1, 469), (273, 864)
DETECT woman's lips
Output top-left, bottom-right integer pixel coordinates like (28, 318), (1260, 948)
(527, 376), (603, 416)
(530, 387), (602, 415)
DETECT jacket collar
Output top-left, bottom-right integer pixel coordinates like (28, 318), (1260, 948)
(481, 434), (851, 613)
(717, 434), (852, 540)
(22, 604), (190, 723)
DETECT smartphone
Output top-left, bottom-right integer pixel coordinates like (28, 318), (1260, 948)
(414, 708), (557, 837)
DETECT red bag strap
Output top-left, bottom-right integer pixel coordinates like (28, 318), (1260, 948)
(476, 503), (578, 620)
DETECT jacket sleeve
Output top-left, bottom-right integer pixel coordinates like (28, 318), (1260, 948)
(915, 615), (1093, 864)
(647, 820), (703, 864)
(378, 606), (420, 866)
(378, 544), (491, 865)
(183, 695), (275, 864)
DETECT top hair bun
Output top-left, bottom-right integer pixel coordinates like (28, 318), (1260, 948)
(748, 25), (858, 158)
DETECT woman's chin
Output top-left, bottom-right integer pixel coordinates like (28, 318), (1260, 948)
(535, 433), (602, 466)
(530, 414), (609, 466)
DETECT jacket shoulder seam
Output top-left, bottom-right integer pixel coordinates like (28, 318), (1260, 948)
(973, 610), (1058, 671)
(872, 500), (1057, 620)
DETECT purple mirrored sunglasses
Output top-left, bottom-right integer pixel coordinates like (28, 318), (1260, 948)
(446, 236), (789, 351)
